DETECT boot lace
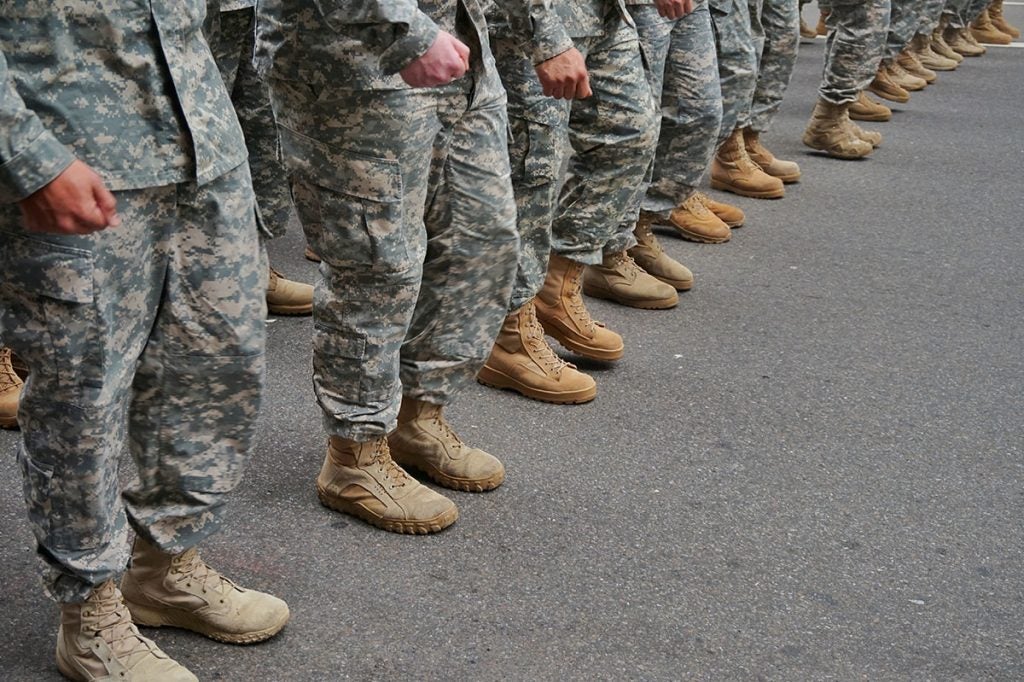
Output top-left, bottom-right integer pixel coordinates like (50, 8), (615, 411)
(371, 438), (410, 489)
(170, 547), (240, 601)
(633, 220), (663, 255)
(81, 584), (157, 668)
(683, 193), (713, 218)
(522, 303), (568, 376)
(429, 409), (466, 452)
(0, 348), (22, 393)
(564, 262), (598, 334)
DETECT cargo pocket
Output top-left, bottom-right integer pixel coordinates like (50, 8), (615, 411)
(0, 232), (101, 400)
(279, 127), (411, 274)
(510, 116), (562, 188)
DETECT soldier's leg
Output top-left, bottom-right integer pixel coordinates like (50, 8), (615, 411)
(911, 0), (959, 72)
(388, 74), (519, 492)
(745, 0), (803, 184)
(211, 7), (313, 316)
(272, 82), (458, 533)
(478, 36), (598, 405)
(710, 0), (785, 198)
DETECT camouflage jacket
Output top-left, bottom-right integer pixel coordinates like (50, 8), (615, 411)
(0, 1), (245, 204)
(487, 0), (633, 64)
(257, 0), (493, 91)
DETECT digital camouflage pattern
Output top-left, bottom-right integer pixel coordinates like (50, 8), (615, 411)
(207, 4), (296, 239)
(710, 0), (759, 144)
(817, 0), (892, 105)
(917, 0), (946, 34)
(490, 10), (657, 310)
(261, 2), (519, 441)
(885, 0), (927, 59)
(748, 0), (801, 133)
(624, 1), (723, 218)
(0, 2), (264, 603)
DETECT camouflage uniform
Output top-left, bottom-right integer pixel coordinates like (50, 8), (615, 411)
(817, 0), (892, 105)
(624, 1), (723, 217)
(917, 0), (947, 34)
(488, 0), (659, 309)
(206, 0), (295, 239)
(0, 2), (265, 603)
(258, 1), (519, 441)
(709, 0), (759, 145)
(885, 0), (927, 59)
(748, 0), (801, 133)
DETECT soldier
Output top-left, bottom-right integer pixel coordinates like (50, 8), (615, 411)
(205, 0), (315, 316)
(0, 3), (289, 680)
(619, 0), (743, 251)
(802, 0), (890, 160)
(906, 0), (960, 73)
(478, 0), (665, 402)
(259, 0), (520, 533)
(869, 1), (933, 104)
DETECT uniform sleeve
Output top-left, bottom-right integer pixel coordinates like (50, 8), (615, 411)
(0, 50), (75, 204)
(494, 0), (575, 65)
(316, 0), (441, 74)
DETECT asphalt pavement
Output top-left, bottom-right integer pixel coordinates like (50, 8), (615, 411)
(2, 7), (1023, 681)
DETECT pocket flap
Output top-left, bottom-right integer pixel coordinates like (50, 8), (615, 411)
(0, 232), (94, 303)
(278, 127), (402, 203)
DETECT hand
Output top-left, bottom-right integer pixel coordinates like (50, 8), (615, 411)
(534, 48), (591, 100)
(400, 31), (471, 87)
(19, 160), (120, 235)
(654, 0), (694, 19)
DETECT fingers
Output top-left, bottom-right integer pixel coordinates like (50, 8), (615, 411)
(453, 37), (471, 70)
(93, 181), (121, 228)
(575, 71), (592, 99)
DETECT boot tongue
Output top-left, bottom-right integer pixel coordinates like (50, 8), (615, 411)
(86, 582), (161, 667)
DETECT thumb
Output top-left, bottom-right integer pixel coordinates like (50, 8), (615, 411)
(92, 178), (120, 227)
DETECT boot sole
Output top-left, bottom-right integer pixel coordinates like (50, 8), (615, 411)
(125, 600), (290, 645)
(581, 282), (678, 310)
(772, 172), (802, 184)
(267, 304), (312, 316)
(670, 225), (731, 244)
(476, 365), (597, 404)
(317, 487), (458, 534)
(0, 415), (17, 430)
(541, 325), (624, 362)
(849, 111), (892, 122)
(801, 136), (873, 160)
(867, 87), (910, 103)
(390, 456), (504, 493)
(709, 179), (785, 199)
(652, 275), (693, 292)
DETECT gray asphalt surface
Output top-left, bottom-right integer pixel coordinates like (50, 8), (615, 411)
(2, 9), (1023, 681)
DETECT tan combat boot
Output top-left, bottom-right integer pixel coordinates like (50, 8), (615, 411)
(582, 251), (679, 310)
(711, 128), (785, 199)
(897, 48), (937, 83)
(971, 8), (1013, 43)
(57, 580), (196, 682)
(816, 10), (829, 36)
(477, 301), (597, 404)
(961, 25), (990, 52)
(650, 197), (731, 244)
(802, 99), (874, 159)
(933, 18), (965, 62)
(888, 60), (928, 91)
(743, 128), (801, 183)
(800, 16), (816, 39)
(535, 254), (625, 361)
(0, 347), (22, 430)
(388, 397), (505, 492)
(849, 91), (892, 122)
(317, 436), (458, 534)
(121, 537), (289, 644)
(912, 33), (959, 71)
(304, 245), (321, 263)
(628, 218), (694, 291)
(990, 0), (1021, 38)
(946, 25), (986, 55)
(844, 118), (883, 148)
(266, 265), (313, 315)
(868, 61), (911, 103)
(694, 191), (745, 228)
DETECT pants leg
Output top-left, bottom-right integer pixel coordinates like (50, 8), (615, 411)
(749, 0), (801, 133)
(710, 0), (759, 146)
(917, 0), (947, 34)
(492, 37), (572, 313)
(124, 164), (266, 554)
(399, 78), (519, 403)
(556, 19), (658, 258)
(885, 0), (928, 59)
(818, 0), (892, 105)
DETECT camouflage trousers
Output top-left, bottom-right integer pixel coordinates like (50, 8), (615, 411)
(818, 0), (892, 105)
(493, 16), (658, 311)
(749, 0), (801, 133)
(626, 2), (722, 217)
(943, 0), (987, 27)
(270, 74), (518, 441)
(710, 0), (759, 143)
(207, 6), (295, 240)
(886, 0), (927, 58)
(917, 0), (947, 34)
(0, 163), (266, 603)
